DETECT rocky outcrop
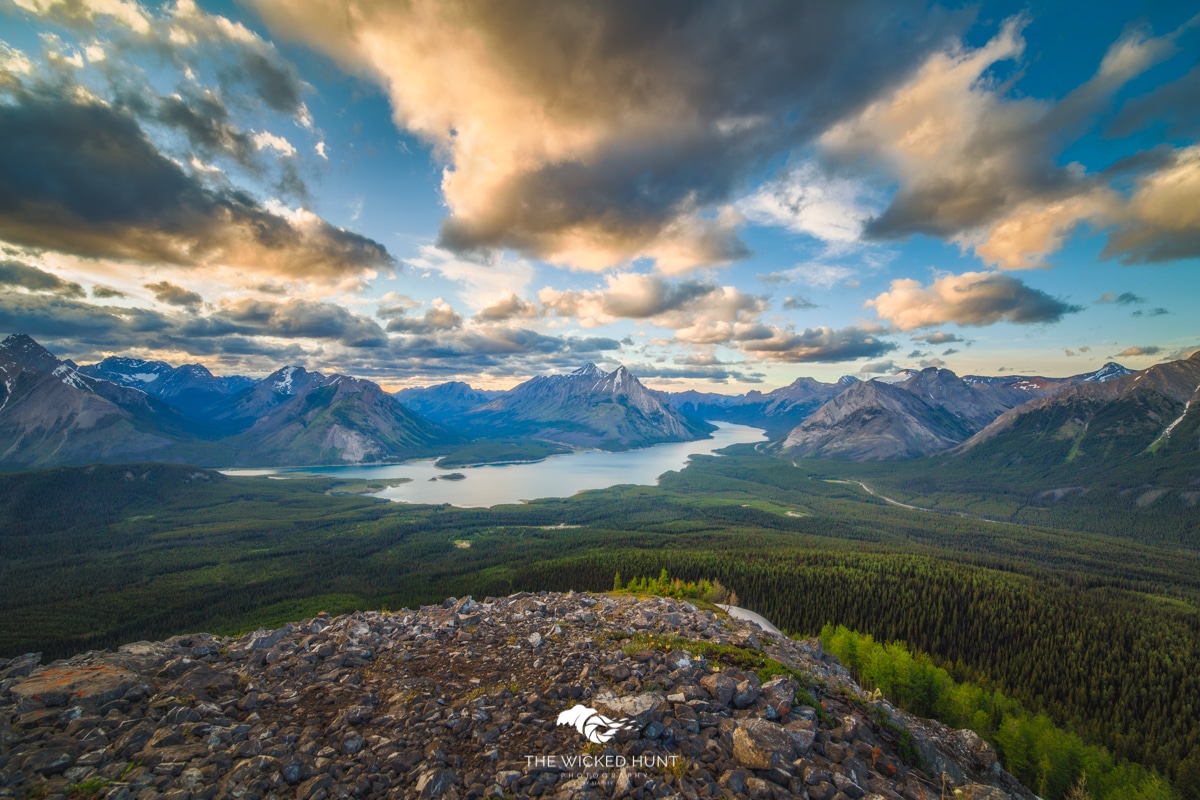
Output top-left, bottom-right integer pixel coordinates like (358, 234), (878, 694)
(0, 593), (1032, 799)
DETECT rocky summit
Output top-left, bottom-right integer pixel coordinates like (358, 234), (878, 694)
(0, 593), (1032, 800)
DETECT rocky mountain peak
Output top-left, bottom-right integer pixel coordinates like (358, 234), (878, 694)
(1082, 362), (1132, 382)
(0, 333), (62, 375)
(0, 592), (1031, 800)
(570, 363), (606, 379)
(267, 365), (311, 394)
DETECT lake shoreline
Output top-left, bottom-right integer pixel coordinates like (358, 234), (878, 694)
(222, 422), (765, 508)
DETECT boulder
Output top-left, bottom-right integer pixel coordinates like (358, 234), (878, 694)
(732, 718), (795, 770)
(11, 665), (141, 712)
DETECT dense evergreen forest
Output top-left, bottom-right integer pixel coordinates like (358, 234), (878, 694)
(1, 452), (1198, 793)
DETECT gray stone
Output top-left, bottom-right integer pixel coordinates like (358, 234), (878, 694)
(733, 718), (794, 770)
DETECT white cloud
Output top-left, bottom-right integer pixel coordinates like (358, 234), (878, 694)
(406, 245), (535, 311)
(252, 130), (297, 156)
(740, 160), (880, 245)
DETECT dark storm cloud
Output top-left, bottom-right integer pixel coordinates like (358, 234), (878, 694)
(0, 260), (84, 297)
(252, 0), (965, 270)
(0, 89), (392, 278)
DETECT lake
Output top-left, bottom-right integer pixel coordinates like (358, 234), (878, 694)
(224, 422), (764, 507)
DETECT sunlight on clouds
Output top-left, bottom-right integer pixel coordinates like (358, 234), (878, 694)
(1105, 144), (1200, 263)
(11, 0), (152, 34)
(969, 191), (1115, 270)
(252, 130), (297, 156)
(867, 271), (1081, 330)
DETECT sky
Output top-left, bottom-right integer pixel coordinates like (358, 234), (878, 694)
(0, 0), (1198, 391)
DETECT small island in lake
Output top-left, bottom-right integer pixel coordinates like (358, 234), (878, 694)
(433, 440), (571, 468)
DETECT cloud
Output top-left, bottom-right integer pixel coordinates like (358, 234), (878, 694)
(761, 263), (856, 290)
(739, 160), (880, 245)
(0, 90), (393, 279)
(252, 130), (297, 156)
(867, 271), (1081, 330)
(1097, 291), (1144, 305)
(623, 363), (764, 384)
(407, 246), (535, 310)
(91, 285), (126, 298)
(821, 16), (1189, 269)
(735, 324), (896, 363)
(379, 298), (464, 334)
(476, 291), (539, 323)
(858, 359), (897, 374)
(782, 295), (817, 311)
(145, 280), (203, 308)
(919, 357), (946, 368)
(1108, 63), (1200, 140)
(1115, 345), (1162, 357)
(1132, 307), (1169, 317)
(942, 347), (959, 355)
(912, 330), (963, 344)
(0, 260), (84, 297)
(153, 89), (256, 167)
(907, 350), (927, 358)
(205, 298), (390, 347)
(249, 0), (962, 272)
(10, 0), (152, 34)
(539, 273), (765, 332)
(1102, 144), (1200, 264)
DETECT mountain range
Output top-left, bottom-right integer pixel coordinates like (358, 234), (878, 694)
(0, 335), (709, 468)
(4, 332), (1190, 474)
(954, 351), (1200, 475)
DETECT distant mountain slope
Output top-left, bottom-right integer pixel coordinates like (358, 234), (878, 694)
(898, 368), (1014, 429)
(393, 381), (502, 424)
(777, 379), (974, 460)
(953, 351), (1200, 476)
(80, 357), (254, 416)
(467, 363), (713, 449)
(0, 334), (197, 469)
(774, 363), (1139, 462)
(660, 376), (852, 436)
(204, 366), (455, 466)
(0, 336), (453, 468)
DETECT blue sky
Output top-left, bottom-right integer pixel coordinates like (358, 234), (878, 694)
(0, 0), (1197, 390)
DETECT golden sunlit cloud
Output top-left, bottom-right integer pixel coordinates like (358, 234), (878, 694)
(866, 271), (1081, 330)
